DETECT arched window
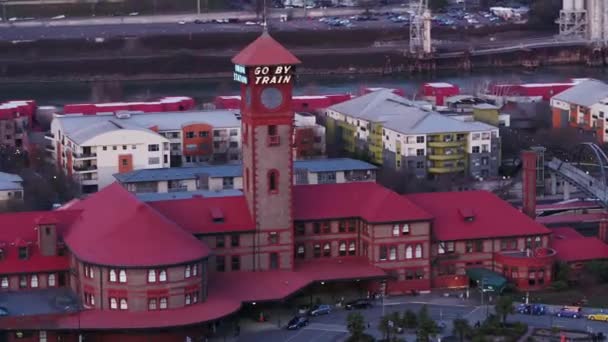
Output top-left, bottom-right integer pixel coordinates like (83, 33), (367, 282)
(192, 264), (198, 276)
(185, 294), (191, 305)
(268, 170), (279, 193)
(348, 241), (356, 256)
(389, 246), (397, 260)
(90, 294), (95, 306)
(323, 243), (331, 257)
(30, 275), (38, 288)
(1, 277), (8, 288)
(110, 298), (118, 309)
(109, 269), (117, 282)
(48, 274), (56, 287)
(160, 297), (168, 309)
(534, 236), (542, 248)
(297, 245), (305, 258)
(415, 244), (423, 259)
(159, 270), (167, 282)
(119, 270), (127, 283)
(185, 265), (191, 278)
(147, 270), (156, 283)
(405, 246), (413, 259)
(148, 298), (157, 310)
(119, 298), (128, 310)
(339, 241), (347, 256)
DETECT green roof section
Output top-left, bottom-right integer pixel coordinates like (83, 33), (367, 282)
(465, 268), (507, 293)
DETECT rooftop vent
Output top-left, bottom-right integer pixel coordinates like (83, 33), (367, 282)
(458, 208), (475, 222)
(210, 207), (224, 223)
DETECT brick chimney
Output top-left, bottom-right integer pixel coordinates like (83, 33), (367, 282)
(36, 215), (58, 257)
(522, 150), (537, 219)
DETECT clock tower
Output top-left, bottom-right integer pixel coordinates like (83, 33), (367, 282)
(232, 32), (301, 271)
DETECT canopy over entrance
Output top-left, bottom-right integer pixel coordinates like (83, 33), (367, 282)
(466, 268), (507, 293)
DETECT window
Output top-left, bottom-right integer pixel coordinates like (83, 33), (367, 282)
(535, 236), (542, 248)
(472, 146), (480, 153)
(465, 241), (473, 253)
(416, 136), (425, 143)
(19, 275), (26, 288)
(122, 145), (127, 150)
(30, 275), (38, 288)
(18, 247), (28, 260)
(296, 223), (306, 235)
(47, 273), (56, 286)
(192, 264), (198, 276)
(199, 131), (209, 137)
(1, 276), (8, 288)
(231, 256), (240, 271)
(120, 298), (128, 310)
(103, 146), (107, 151)
(501, 239), (517, 251)
(121, 159), (128, 166)
(323, 243), (331, 257)
(109, 269), (117, 282)
(148, 298), (157, 310)
(229, 129), (238, 136)
(148, 157), (160, 165)
(148, 144), (159, 152)
(113, 146), (117, 150)
(185, 265), (192, 278)
(482, 144), (489, 153)
(402, 224), (410, 235)
(269, 232), (278, 244)
(187, 132), (196, 139)
(313, 222), (321, 234)
(185, 293), (192, 305)
(474, 240), (483, 252)
(392, 224), (399, 236)
(216, 236), (225, 248)
(405, 245), (413, 259)
(389, 246), (397, 260)
(339, 241), (347, 256)
(119, 270), (127, 283)
(132, 145), (136, 149)
(40, 331), (47, 342)
(269, 252), (279, 269)
(415, 244), (422, 258)
(322, 222), (331, 233)
(416, 149), (425, 156)
(313, 244), (321, 258)
(160, 297), (168, 309)
(147, 270), (156, 283)
(268, 170), (278, 193)
(416, 161), (425, 169)
(216, 256), (225, 272)
(348, 220), (356, 232)
(379, 246), (387, 261)
(348, 241), (356, 256)
(268, 125), (277, 136)
(296, 245), (306, 259)
(110, 297), (118, 310)
(339, 221), (346, 233)
(159, 270), (167, 282)
(231, 234), (240, 247)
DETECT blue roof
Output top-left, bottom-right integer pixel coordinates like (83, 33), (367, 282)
(114, 158), (377, 184)
(137, 189), (243, 202)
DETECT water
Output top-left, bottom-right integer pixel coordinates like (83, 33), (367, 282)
(0, 66), (607, 106)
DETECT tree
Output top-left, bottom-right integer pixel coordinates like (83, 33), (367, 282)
(452, 318), (472, 342)
(555, 261), (571, 283)
(403, 309), (418, 330)
(347, 312), (366, 339)
(586, 261), (608, 283)
(417, 305), (439, 342)
(379, 315), (392, 341)
(494, 296), (514, 326)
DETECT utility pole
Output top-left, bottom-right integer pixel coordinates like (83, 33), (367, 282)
(197, 0), (200, 15)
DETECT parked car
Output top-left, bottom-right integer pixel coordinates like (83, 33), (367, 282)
(516, 304), (547, 315)
(556, 306), (582, 318)
(309, 304), (332, 316)
(345, 299), (373, 310)
(587, 313), (608, 322)
(286, 316), (309, 330)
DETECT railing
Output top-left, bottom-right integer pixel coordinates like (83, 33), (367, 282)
(44, 132), (54, 139)
(72, 152), (97, 159)
(73, 165), (97, 172)
(168, 186), (188, 193)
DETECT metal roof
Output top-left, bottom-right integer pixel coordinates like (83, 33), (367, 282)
(0, 172), (23, 191)
(114, 158), (377, 183)
(137, 189), (243, 202)
(552, 79), (608, 107)
(55, 110), (242, 145)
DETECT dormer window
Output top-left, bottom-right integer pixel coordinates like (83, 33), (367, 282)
(18, 247), (28, 260)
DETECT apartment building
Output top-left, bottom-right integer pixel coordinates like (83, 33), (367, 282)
(326, 90), (501, 180)
(114, 158), (377, 194)
(550, 79), (608, 143)
(0, 100), (35, 149)
(0, 171), (23, 207)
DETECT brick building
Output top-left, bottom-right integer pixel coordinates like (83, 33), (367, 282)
(0, 33), (575, 342)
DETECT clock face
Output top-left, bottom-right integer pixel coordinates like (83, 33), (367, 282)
(260, 87), (284, 111)
(244, 87), (252, 108)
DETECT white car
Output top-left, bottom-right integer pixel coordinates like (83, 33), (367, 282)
(245, 21), (257, 25)
(51, 15), (66, 20)
(129, 12), (139, 16)
(177, 20), (187, 25)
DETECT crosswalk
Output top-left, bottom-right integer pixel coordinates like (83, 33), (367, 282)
(305, 323), (349, 333)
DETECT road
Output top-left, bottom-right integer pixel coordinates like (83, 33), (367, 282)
(235, 301), (608, 342)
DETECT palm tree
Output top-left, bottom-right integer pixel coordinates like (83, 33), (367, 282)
(452, 318), (472, 342)
(495, 295), (514, 326)
(346, 312), (366, 339)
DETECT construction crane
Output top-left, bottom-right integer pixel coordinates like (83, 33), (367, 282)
(409, 0), (432, 55)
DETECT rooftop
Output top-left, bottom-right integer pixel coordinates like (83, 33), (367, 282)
(407, 191), (551, 240)
(0, 171), (22, 191)
(231, 32), (301, 66)
(64, 183), (210, 267)
(137, 189), (243, 202)
(425, 82), (457, 88)
(54, 110), (242, 145)
(552, 227), (608, 262)
(0, 288), (80, 317)
(114, 158), (377, 184)
(552, 79), (608, 107)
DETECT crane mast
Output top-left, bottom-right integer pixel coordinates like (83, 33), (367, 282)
(409, 0), (432, 55)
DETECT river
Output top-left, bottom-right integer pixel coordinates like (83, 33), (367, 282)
(1, 66), (607, 106)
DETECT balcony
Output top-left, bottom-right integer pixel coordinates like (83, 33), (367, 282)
(73, 165), (97, 173)
(168, 186), (188, 193)
(428, 140), (465, 148)
(428, 166), (466, 174)
(72, 152), (97, 160)
(268, 135), (280, 146)
(428, 154), (465, 161)
(44, 132), (55, 140)
(45, 145), (55, 152)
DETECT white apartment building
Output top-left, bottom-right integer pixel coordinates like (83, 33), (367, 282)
(0, 171), (23, 206)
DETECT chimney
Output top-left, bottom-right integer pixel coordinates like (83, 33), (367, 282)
(522, 150), (537, 219)
(36, 215), (58, 257)
(599, 219), (608, 243)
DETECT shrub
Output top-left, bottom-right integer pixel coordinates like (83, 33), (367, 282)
(549, 280), (569, 291)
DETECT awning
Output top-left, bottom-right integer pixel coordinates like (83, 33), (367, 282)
(465, 268), (507, 293)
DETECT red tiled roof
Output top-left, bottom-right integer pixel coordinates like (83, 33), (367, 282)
(149, 196), (255, 234)
(64, 183), (210, 267)
(0, 256), (69, 274)
(552, 237), (608, 262)
(232, 32), (301, 66)
(407, 191), (551, 241)
(551, 227), (585, 239)
(0, 258), (385, 330)
(294, 182), (432, 223)
(536, 213), (606, 225)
